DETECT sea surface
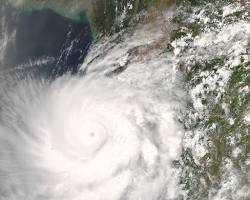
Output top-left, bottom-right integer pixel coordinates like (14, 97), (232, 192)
(0, 0), (249, 200)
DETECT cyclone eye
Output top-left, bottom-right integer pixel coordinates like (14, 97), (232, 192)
(89, 132), (95, 137)
(58, 119), (108, 160)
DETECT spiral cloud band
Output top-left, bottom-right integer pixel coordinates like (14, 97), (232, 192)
(0, 13), (185, 199)
(0, 73), (183, 199)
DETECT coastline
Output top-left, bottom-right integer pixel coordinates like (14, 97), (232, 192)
(7, 0), (175, 36)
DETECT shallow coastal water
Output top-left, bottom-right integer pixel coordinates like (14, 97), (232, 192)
(0, 0), (249, 199)
(0, 1), (92, 77)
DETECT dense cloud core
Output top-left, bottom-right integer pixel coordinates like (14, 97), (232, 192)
(0, 75), (183, 199)
(0, 10), (185, 199)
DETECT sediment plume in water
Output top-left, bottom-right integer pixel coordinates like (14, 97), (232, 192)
(6, 0), (174, 34)
(0, 6), (186, 199)
(1, 0), (249, 199)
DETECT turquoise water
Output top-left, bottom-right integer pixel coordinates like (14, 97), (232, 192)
(0, 0), (249, 199)
(0, 2), (92, 77)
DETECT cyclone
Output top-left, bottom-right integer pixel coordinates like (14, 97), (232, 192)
(0, 71), (184, 200)
(0, 1), (187, 199)
(1, 0), (249, 199)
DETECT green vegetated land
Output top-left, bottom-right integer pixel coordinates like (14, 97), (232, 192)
(90, 0), (174, 34)
(4, 0), (249, 199)
(6, 0), (174, 35)
(170, 0), (249, 199)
